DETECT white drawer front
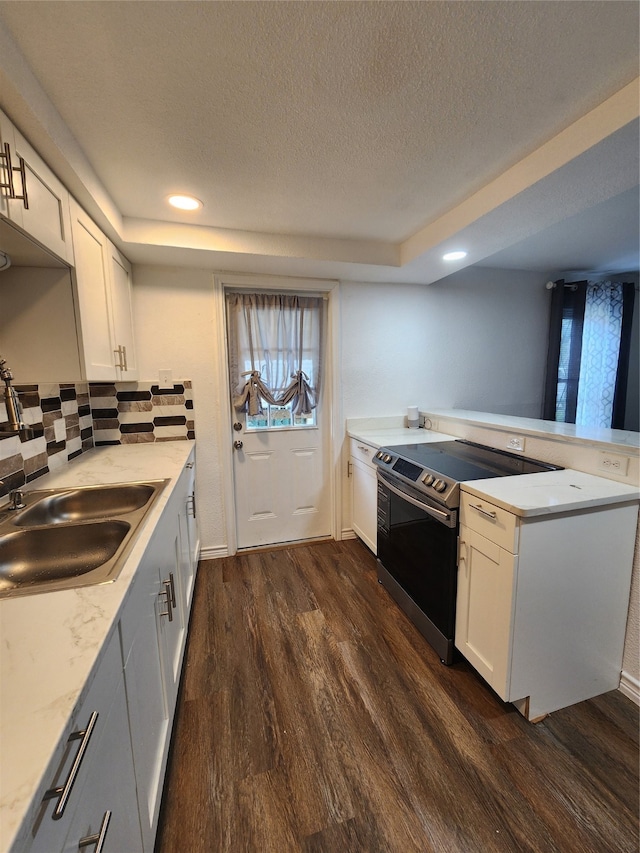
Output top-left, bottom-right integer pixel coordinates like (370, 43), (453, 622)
(461, 493), (519, 554)
(349, 438), (377, 470)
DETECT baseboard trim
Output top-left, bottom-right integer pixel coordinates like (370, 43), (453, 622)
(619, 670), (640, 705)
(342, 528), (357, 540)
(199, 545), (229, 560)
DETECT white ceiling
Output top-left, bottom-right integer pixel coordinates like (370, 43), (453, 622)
(0, 1), (638, 283)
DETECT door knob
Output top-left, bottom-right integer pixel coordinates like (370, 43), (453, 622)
(233, 440), (243, 450)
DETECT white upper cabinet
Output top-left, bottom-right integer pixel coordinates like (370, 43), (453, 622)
(69, 198), (138, 381)
(0, 109), (74, 264)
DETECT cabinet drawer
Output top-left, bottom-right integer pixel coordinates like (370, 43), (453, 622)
(349, 438), (377, 470)
(460, 493), (519, 554)
(26, 629), (122, 852)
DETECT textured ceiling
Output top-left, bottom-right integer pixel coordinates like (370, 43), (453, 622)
(0, 1), (638, 282)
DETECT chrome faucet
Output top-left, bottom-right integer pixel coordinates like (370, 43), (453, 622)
(0, 356), (34, 438)
(7, 489), (25, 510)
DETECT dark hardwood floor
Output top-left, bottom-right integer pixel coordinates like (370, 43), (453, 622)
(155, 539), (639, 853)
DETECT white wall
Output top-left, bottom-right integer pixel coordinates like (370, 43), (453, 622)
(132, 264), (552, 553)
(132, 265), (228, 553)
(341, 267), (552, 421)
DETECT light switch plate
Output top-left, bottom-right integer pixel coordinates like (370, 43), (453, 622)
(159, 369), (173, 386)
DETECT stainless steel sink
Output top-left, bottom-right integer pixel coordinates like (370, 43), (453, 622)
(0, 479), (169, 599)
(15, 483), (157, 526)
(0, 521), (130, 595)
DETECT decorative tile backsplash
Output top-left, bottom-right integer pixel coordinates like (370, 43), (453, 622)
(0, 380), (195, 497)
(91, 381), (195, 445)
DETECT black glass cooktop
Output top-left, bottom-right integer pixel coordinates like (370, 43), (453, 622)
(385, 439), (560, 482)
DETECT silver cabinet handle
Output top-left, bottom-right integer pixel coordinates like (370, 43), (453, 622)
(113, 346), (125, 371)
(168, 572), (176, 608)
(44, 712), (99, 819)
(188, 491), (197, 518)
(469, 503), (497, 520)
(186, 461), (194, 468)
(121, 345), (128, 372)
(0, 142), (28, 208)
(78, 810), (112, 852)
(357, 444), (370, 453)
(159, 582), (173, 621)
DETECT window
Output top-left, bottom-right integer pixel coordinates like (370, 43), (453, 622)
(543, 280), (635, 429)
(226, 291), (325, 430)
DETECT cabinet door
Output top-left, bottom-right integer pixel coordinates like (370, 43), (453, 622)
(351, 456), (377, 553)
(0, 112), (73, 263)
(156, 536), (186, 717)
(0, 110), (15, 220)
(108, 242), (139, 380)
(177, 459), (198, 610)
(122, 528), (175, 852)
(69, 199), (117, 381)
(455, 524), (516, 699)
(26, 630), (123, 853)
(61, 677), (142, 853)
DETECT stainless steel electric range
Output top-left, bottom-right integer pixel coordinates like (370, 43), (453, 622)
(373, 439), (561, 664)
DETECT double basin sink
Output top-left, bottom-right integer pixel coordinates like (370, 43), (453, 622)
(0, 480), (169, 599)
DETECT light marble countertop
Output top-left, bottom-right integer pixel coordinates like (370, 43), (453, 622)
(462, 469), (640, 517)
(0, 441), (194, 853)
(347, 425), (457, 447)
(346, 417), (639, 517)
(424, 408), (640, 451)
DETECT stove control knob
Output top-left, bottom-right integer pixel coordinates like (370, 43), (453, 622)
(433, 479), (447, 493)
(422, 473), (435, 486)
(383, 454), (392, 463)
(375, 451), (384, 459)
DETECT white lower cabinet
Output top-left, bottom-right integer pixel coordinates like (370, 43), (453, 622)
(456, 492), (638, 721)
(349, 439), (378, 553)
(26, 630), (141, 853)
(176, 461), (197, 612)
(120, 451), (196, 852)
(24, 451), (199, 853)
(60, 675), (142, 853)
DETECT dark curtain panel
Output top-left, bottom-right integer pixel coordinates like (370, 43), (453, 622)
(543, 280), (635, 428)
(542, 280), (587, 421)
(611, 282), (636, 429)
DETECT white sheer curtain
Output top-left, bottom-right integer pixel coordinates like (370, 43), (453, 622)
(575, 282), (624, 428)
(226, 292), (325, 417)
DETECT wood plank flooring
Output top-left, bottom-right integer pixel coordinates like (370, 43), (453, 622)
(155, 539), (639, 853)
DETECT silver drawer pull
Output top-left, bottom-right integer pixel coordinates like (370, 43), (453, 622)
(469, 503), (497, 520)
(78, 810), (112, 852)
(160, 582), (173, 621)
(356, 444), (370, 453)
(44, 711), (99, 819)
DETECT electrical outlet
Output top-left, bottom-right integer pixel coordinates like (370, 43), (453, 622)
(598, 452), (630, 476)
(507, 435), (525, 452)
(159, 369), (173, 386)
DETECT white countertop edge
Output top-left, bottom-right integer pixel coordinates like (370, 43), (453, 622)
(0, 441), (195, 853)
(424, 409), (640, 453)
(347, 426), (457, 446)
(461, 469), (640, 517)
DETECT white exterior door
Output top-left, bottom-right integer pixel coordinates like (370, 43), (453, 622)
(232, 402), (331, 549)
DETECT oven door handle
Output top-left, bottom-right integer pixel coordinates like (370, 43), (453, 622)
(379, 474), (453, 524)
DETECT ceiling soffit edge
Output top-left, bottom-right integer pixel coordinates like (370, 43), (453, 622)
(400, 79), (640, 266)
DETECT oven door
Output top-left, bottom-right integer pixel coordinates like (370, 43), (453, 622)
(376, 471), (458, 663)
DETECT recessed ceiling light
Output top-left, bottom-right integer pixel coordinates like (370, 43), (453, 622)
(442, 250), (467, 261)
(167, 194), (202, 211)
